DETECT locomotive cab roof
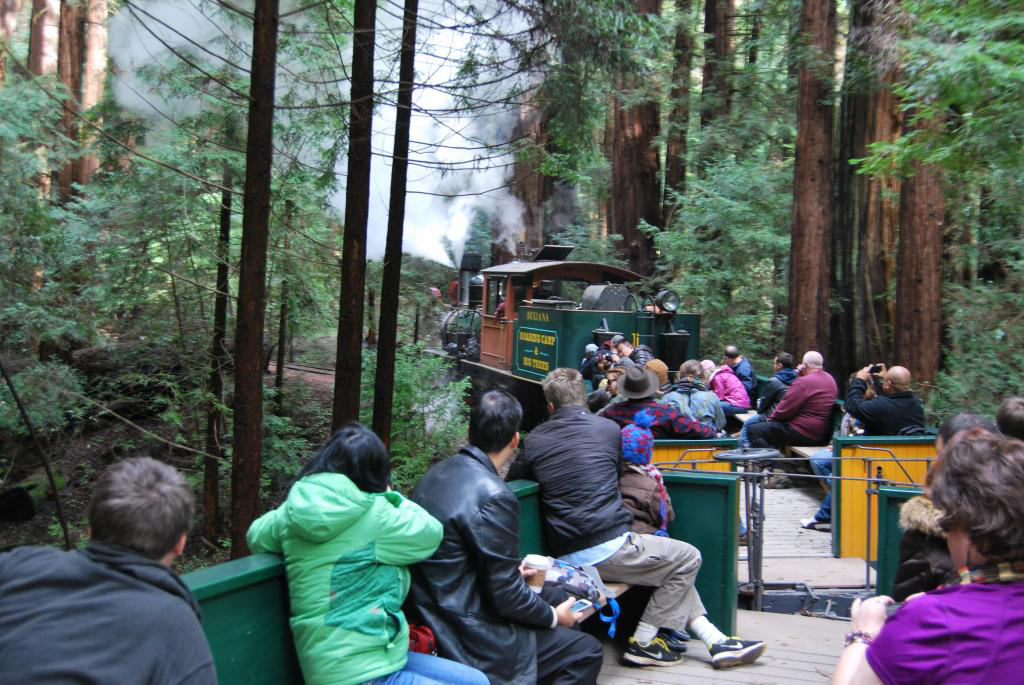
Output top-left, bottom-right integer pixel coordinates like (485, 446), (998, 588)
(479, 260), (642, 284)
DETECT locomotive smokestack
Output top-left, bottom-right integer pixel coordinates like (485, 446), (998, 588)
(458, 253), (482, 307)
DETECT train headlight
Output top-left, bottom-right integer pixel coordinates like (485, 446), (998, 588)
(655, 290), (680, 313)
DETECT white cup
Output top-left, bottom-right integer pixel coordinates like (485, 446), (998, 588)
(522, 554), (552, 590)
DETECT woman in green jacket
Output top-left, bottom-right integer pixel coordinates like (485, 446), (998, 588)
(247, 423), (488, 685)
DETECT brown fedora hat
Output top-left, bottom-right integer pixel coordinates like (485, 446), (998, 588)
(619, 366), (659, 400)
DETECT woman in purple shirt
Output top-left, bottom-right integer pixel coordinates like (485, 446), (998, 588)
(832, 430), (1024, 685)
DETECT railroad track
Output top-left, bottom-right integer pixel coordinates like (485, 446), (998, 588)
(276, 362), (336, 377)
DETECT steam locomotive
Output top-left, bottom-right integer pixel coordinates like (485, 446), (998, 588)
(438, 245), (702, 430)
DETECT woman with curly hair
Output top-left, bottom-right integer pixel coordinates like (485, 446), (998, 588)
(832, 430), (1024, 684)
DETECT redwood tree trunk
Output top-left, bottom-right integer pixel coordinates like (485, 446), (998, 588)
(76, 0), (106, 184)
(855, 78), (901, 363)
(747, 8), (761, 66)
(0, 0), (22, 83)
(230, 0), (279, 558)
(700, 0), (733, 130)
(331, 0), (377, 430)
(786, 0), (835, 359)
(831, 0), (902, 382)
(608, 0), (661, 276)
(894, 117), (943, 385)
(29, 0), (59, 198)
(56, 0), (83, 203)
(275, 231), (289, 412)
(28, 0), (59, 76)
(663, 0), (692, 222)
(510, 98), (553, 255)
(372, 0), (418, 447)
(203, 159), (233, 545)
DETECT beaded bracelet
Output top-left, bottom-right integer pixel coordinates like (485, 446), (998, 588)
(844, 631), (874, 647)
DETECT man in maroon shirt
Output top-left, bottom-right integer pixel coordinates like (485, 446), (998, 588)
(601, 367), (717, 439)
(746, 351), (837, 449)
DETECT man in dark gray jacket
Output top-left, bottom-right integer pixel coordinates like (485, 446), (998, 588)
(513, 369), (766, 670)
(0, 458), (216, 685)
(409, 390), (602, 685)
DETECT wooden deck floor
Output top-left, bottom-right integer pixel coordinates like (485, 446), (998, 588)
(738, 482), (874, 587)
(598, 609), (847, 684)
(743, 482), (833, 559)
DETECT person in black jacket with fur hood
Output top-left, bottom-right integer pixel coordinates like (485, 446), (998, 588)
(891, 495), (955, 601)
(890, 413), (998, 600)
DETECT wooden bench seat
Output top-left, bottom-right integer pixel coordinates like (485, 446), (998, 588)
(790, 445), (828, 459)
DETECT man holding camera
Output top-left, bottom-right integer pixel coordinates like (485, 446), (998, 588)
(844, 364), (924, 436)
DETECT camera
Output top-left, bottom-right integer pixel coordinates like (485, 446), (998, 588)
(868, 364), (884, 374)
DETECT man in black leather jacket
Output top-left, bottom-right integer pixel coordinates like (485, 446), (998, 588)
(407, 390), (603, 685)
(512, 368), (767, 670)
(615, 340), (653, 368)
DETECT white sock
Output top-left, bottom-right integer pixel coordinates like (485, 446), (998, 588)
(688, 615), (728, 647)
(632, 621), (658, 646)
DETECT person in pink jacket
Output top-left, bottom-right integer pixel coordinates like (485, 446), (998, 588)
(706, 361), (751, 418)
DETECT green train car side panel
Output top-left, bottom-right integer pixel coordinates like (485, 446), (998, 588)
(663, 471), (738, 636)
(508, 479), (545, 558)
(183, 554), (303, 684)
(513, 307), (700, 379)
(875, 487), (923, 597)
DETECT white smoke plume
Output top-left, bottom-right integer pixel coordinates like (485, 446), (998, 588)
(107, 0), (528, 266)
(359, 0), (527, 265)
(107, 0), (245, 121)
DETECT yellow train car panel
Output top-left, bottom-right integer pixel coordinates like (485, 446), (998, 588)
(652, 441), (736, 474)
(837, 442), (935, 559)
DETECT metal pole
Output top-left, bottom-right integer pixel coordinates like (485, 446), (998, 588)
(865, 460), (875, 591)
(755, 465), (767, 611)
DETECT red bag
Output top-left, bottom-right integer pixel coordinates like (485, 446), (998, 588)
(408, 624), (437, 655)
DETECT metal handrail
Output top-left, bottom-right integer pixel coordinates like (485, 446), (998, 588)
(659, 463), (929, 488)
(853, 446), (917, 485)
(655, 450), (937, 593)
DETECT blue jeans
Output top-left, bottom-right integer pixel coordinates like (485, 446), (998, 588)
(809, 450), (833, 524)
(738, 413), (766, 448)
(367, 652), (489, 685)
(720, 401), (749, 417)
